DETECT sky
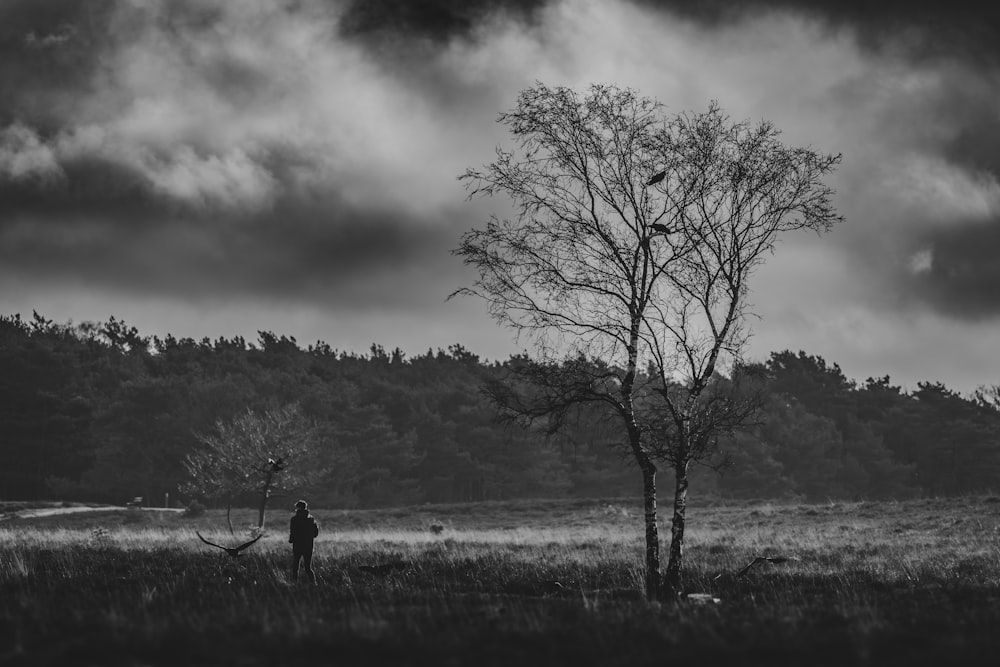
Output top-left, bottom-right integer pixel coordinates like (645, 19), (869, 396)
(1, 0), (999, 393)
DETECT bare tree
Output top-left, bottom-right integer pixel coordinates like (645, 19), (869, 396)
(454, 83), (841, 599)
(181, 404), (325, 532)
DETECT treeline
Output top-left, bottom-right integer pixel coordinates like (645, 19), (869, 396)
(2, 312), (999, 507)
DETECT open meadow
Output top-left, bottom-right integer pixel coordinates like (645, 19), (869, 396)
(2, 496), (1000, 666)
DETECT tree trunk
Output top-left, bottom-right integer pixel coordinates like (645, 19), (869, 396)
(257, 470), (274, 529)
(641, 462), (661, 601)
(663, 459), (690, 596)
(225, 497), (234, 535)
(256, 494), (268, 529)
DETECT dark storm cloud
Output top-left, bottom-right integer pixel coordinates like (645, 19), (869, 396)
(620, 0), (1000, 323)
(631, 1), (1000, 178)
(0, 1), (115, 128)
(337, 0), (545, 42)
(0, 113), (459, 307)
(636, 0), (1000, 63)
(0, 153), (153, 220)
(940, 104), (1000, 180)
(835, 40), (1000, 321)
(910, 219), (1000, 319)
(0, 0), (483, 312)
(0, 190), (458, 308)
(3, 0), (1000, 389)
(344, 0), (975, 50)
(340, 0), (1000, 173)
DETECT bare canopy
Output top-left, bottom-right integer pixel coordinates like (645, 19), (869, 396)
(455, 82), (842, 598)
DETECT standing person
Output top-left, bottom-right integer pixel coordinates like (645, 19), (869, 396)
(289, 499), (319, 582)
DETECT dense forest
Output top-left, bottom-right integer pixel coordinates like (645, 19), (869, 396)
(3, 311), (1000, 508)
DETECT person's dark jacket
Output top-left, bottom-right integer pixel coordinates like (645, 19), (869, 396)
(289, 510), (319, 547)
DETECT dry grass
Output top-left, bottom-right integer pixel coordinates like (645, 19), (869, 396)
(2, 496), (999, 666)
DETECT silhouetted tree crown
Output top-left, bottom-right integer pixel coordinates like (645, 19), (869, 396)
(2, 313), (998, 508)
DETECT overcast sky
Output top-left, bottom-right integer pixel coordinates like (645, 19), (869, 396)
(2, 0), (999, 393)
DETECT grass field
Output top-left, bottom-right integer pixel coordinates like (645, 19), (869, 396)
(2, 496), (999, 666)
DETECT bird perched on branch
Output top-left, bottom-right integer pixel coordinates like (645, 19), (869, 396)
(196, 531), (263, 558)
(646, 170), (666, 186)
(641, 222), (675, 250)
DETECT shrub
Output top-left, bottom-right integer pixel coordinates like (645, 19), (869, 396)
(89, 527), (113, 548)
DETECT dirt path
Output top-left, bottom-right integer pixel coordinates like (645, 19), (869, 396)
(1, 506), (185, 521)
